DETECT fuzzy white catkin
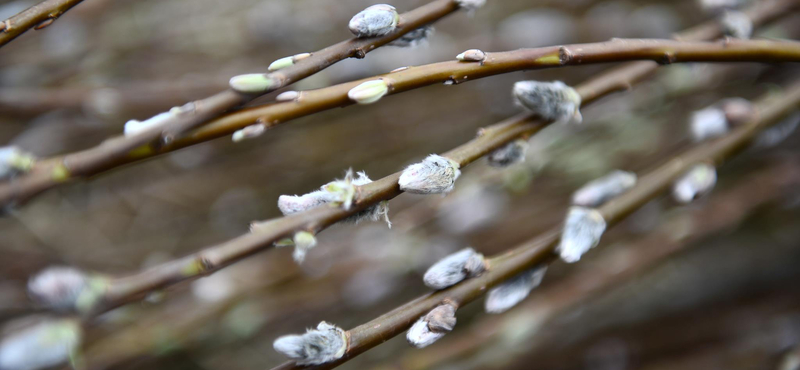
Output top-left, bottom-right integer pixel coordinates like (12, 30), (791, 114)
(672, 164), (717, 204)
(347, 79), (389, 105)
(27, 267), (88, 311)
(572, 170), (637, 207)
(399, 154), (461, 194)
(423, 248), (486, 289)
(721, 10), (752, 39)
(388, 25), (434, 48)
(123, 111), (175, 137)
(291, 231), (318, 264)
(0, 319), (81, 370)
(406, 303), (457, 348)
(487, 140), (528, 167)
(277, 171), (390, 227)
(273, 322), (347, 365)
(485, 266), (547, 314)
(0, 146), (35, 179)
(512, 81), (582, 125)
(456, 49), (486, 62)
(690, 105), (729, 142)
(557, 207), (607, 263)
(348, 4), (399, 38)
(455, 0), (486, 12)
(231, 124), (266, 142)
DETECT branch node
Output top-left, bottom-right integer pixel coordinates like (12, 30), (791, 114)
(559, 46), (574, 64)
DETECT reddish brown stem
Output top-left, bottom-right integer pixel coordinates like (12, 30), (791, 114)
(0, 0), (85, 48)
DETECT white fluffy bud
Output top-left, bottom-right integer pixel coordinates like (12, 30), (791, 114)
(27, 267), (108, 312)
(423, 248), (486, 290)
(672, 164), (717, 204)
(229, 73), (279, 94)
(389, 25), (434, 48)
(455, 0), (486, 12)
(399, 154), (461, 194)
(289, 231), (318, 264)
(721, 10), (752, 39)
(572, 170), (637, 207)
(276, 91), (300, 102)
(485, 266), (547, 314)
(456, 49), (486, 62)
(273, 322), (347, 365)
(406, 303), (457, 348)
(0, 318), (82, 370)
(0, 146), (35, 179)
(347, 79), (389, 105)
(690, 106), (728, 142)
(232, 124), (266, 142)
(348, 4), (399, 38)
(513, 81), (582, 125)
(487, 139), (527, 167)
(557, 207), (607, 263)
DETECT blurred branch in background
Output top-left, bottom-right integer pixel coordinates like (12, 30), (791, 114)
(0, 0), (85, 48)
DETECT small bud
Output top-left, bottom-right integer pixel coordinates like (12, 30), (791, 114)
(348, 4), (399, 38)
(232, 124), (266, 142)
(273, 321), (347, 365)
(485, 266), (546, 314)
(399, 154), (461, 195)
(690, 98), (754, 142)
(291, 231), (318, 264)
(0, 318), (82, 370)
(672, 164), (717, 204)
(28, 267), (109, 312)
(721, 10), (752, 39)
(268, 53), (312, 72)
(0, 146), (36, 179)
(456, 49), (486, 62)
(698, 0), (742, 14)
(423, 248), (486, 290)
(391, 66), (409, 73)
(169, 102), (195, 115)
(123, 111), (173, 137)
(753, 114), (799, 148)
(513, 81), (582, 125)
(572, 170), (637, 207)
(276, 91), (300, 102)
(229, 73), (278, 94)
(487, 139), (527, 167)
(388, 25), (434, 48)
(557, 207), (607, 263)
(455, 0), (487, 12)
(406, 303), (457, 348)
(347, 79), (389, 105)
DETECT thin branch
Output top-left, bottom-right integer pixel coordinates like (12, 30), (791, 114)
(4, 32), (800, 206)
(0, 0), (85, 48)
(57, 1), (796, 316)
(267, 78), (800, 370)
(383, 160), (800, 370)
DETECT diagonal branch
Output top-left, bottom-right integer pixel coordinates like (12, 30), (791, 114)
(2, 0), (798, 208)
(267, 78), (800, 370)
(0, 0), (85, 48)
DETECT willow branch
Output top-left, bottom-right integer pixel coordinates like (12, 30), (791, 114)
(267, 78), (800, 370)
(61, 1), (797, 316)
(0, 0), (85, 48)
(0, 0), (460, 206)
(4, 32), (800, 207)
(383, 161), (800, 370)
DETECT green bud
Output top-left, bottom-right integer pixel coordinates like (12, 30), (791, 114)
(229, 74), (277, 94)
(347, 79), (389, 105)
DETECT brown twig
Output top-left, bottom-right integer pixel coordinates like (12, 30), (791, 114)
(4, 33), (800, 207)
(59, 0), (797, 317)
(266, 78), (800, 370)
(382, 160), (800, 370)
(0, 0), (85, 48)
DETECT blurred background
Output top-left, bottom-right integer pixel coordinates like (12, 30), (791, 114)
(1, 0), (800, 369)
